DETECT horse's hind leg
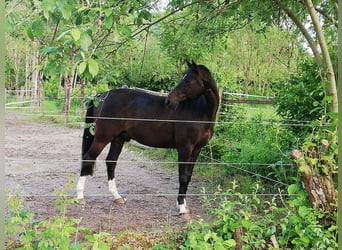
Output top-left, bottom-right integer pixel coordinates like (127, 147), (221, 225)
(106, 137), (125, 204)
(77, 138), (108, 202)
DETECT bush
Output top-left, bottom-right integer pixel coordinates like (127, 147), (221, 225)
(180, 181), (338, 249)
(273, 59), (328, 140)
(6, 186), (178, 249)
(6, 189), (84, 250)
(200, 113), (297, 188)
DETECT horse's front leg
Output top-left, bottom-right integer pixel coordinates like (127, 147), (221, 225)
(106, 138), (126, 204)
(177, 162), (193, 214)
(177, 147), (201, 214)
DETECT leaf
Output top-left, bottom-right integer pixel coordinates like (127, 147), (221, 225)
(328, 225), (338, 232)
(328, 112), (338, 120)
(75, 14), (82, 25)
(139, 10), (152, 21)
(42, 46), (57, 54)
(80, 33), (92, 52)
(287, 184), (297, 195)
(26, 27), (34, 41)
(88, 58), (99, 78)
(322, 95), (333, 103)
(41, 0), (56, 19)
(104, 15), (114, 29)
(298, 206), (310, 218)
(224, 239), (236, 248)
(61, 6), (72, 20)
(78, 61), (87, 75)
(71, 28), (81, 41)
(32, 20), (44, 38)
(118, 24), (132, 37)
(56, 29), (71, 41)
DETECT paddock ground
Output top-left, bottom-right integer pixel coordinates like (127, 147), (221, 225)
(5, 112), (205, 233)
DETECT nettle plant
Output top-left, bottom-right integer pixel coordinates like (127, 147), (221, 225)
(6, 177), (115, 249)
(180, 181), (337, 249)
(6, 189), (83, 250)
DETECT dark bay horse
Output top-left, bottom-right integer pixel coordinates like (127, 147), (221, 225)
(76, 61), (219, 214)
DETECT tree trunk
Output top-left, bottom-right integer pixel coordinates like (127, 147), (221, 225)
(61, 45), (78, 123)
(13, 48), (20, 97)
(234, 227), (243, 250)
(289, 139), (337, 216)
(81, 77), (87, 116)
(37, 70), (44, 114)
(62, 73), (72, 124)
(30, 50), (40, 111)
(273, 0), (323, 67)
(274, 0), (338, 113)
(304, 0), (338, 113)
(25, 49), (31, 99)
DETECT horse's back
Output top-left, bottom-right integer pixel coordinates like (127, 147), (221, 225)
(97, 88), (167, 117)
(95, 88), (176, 148)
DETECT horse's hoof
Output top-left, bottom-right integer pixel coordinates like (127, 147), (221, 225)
(179, 211), (191, 222)
(114, 197), (126, 205)
(76, 198), (86, 205)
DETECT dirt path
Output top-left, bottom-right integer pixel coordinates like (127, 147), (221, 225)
(5, 113), (205, 233)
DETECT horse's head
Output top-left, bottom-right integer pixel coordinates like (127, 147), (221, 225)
(166, 61), (211, 110)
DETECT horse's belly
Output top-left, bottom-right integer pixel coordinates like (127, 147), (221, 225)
(128, 126), (175, 148)
(133, 136), (175, 148)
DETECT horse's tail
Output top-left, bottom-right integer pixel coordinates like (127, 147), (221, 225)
(82, 100), (95, 157)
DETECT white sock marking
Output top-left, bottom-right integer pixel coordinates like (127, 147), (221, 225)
(108, 179), (122, 200)
(178, 199), (188, 214)
(76, 176), (86, 200)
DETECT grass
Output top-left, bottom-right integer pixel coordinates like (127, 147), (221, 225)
(234, 103), (278, 119)
(6, 98), (84, 127)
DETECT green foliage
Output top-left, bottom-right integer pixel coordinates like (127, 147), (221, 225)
(180, 182), (337, 249)
(6, 190), (35, 249)
(6, 189), (83, 250)
(85, 232), (113, 250)
(43, 78), (60, 98)
(273, 59), (329, 139)
(6, 178), (178, 249)
(201, 107), (297, 187)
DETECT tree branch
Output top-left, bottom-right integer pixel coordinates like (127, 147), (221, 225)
(304, 0), (338, 112)
(104, 0), (242, 56)
(273, 0), (323, 67)
(314, 7), (337, 28)
(51, 20), (60, 43)
(131, 0), (204, 39)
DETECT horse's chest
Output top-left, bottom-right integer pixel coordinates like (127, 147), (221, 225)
(204, 129), (212, 143)
(195, 127), (212, 147)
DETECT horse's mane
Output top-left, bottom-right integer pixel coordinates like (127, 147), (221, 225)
(132, 87), (167, 97)
(197, 64), (219, 97)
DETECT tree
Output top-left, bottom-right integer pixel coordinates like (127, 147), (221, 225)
(7, 0), (337, 114)
(163, 0), (338, 111)
(6, 0), (159, 120)
(273, 0), (338, 112)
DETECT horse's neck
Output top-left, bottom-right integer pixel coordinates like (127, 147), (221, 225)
(204, 87), (219, 122)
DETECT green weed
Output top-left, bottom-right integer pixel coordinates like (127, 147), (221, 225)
(179, 181), (337, 249)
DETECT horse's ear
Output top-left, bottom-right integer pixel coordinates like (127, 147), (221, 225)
(186, 60), (197, 68)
